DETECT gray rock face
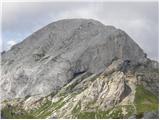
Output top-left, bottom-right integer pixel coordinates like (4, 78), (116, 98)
(143, 111), (159, 119)
(1, 19), (146, 100)
(134, 58), (159, 95)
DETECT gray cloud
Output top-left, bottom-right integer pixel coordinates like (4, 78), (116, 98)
(2, 1), (158, 60)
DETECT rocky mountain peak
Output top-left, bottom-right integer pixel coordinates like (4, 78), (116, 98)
(1, 19), (148, 100)
(1, 19), (158, 119)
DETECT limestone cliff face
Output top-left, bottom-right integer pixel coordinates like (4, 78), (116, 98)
(1, 59), (158, 119)
(1, 19), (147, 100)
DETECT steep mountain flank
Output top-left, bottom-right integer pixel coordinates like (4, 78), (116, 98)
(1, 19), (158, 119)
(1, 19), (146, 100)
(1, 59), (158, 119)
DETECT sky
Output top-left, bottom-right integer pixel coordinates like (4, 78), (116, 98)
(1, 1), (159, 60)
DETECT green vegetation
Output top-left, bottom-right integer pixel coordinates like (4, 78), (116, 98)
(29, 98), (65, 118)
(31, 99), (52, 118)
(2, 83), (158, 119)
(72, 101), (81, 116)
(134, 85), (159, 117)
(1, 101), (135, 119)
(1, 97), (66, 119)
(47, 92), (56, 98)
(73, 105), (134, 119)
(66, 82), (78, 92)
(1, 105), (34, 119)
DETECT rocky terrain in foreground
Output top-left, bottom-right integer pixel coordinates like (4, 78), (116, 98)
(0, 19), (159, 119)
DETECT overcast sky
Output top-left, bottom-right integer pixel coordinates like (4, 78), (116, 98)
(2, 1), (159, 60)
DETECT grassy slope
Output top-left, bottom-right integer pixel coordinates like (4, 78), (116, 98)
(134, 85), (159, 115)
(71, 85), (159, 119)
(1, 105), (34, 119)
(1, 82), (159, 119)
(1, 98), (65, 119)
(75, 105), (135, 119)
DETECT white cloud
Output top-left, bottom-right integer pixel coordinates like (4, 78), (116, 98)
(7, 40), (16, 50)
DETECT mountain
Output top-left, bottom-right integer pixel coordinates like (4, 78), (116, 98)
(1, 19), (159, 119)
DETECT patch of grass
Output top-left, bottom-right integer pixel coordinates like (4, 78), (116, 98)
(1, 105), (34, 119)
(77, 111), (97, 119)
(32, 98), (65, 118)
(1, 97), (66, 119)
(66, 82), (78, 91)
(74, 105), (134, 119)
(72, 101), (81, 116)
(47, 91), (57, 98)
(134, 85), (159, 114)
(31, 99), (52, 118)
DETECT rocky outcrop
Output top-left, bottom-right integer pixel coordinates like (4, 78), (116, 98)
(133, 59), (159, 95)
(142, 111), (159, 119)
(1, 19), (147, 100)
(56, 71), (127, 118)
(1, 59), (158, 119)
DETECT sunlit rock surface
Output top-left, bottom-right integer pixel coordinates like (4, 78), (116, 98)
(0, 19), (158, 119)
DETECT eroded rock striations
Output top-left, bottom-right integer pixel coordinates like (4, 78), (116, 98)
(0, 19), (159, 119)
